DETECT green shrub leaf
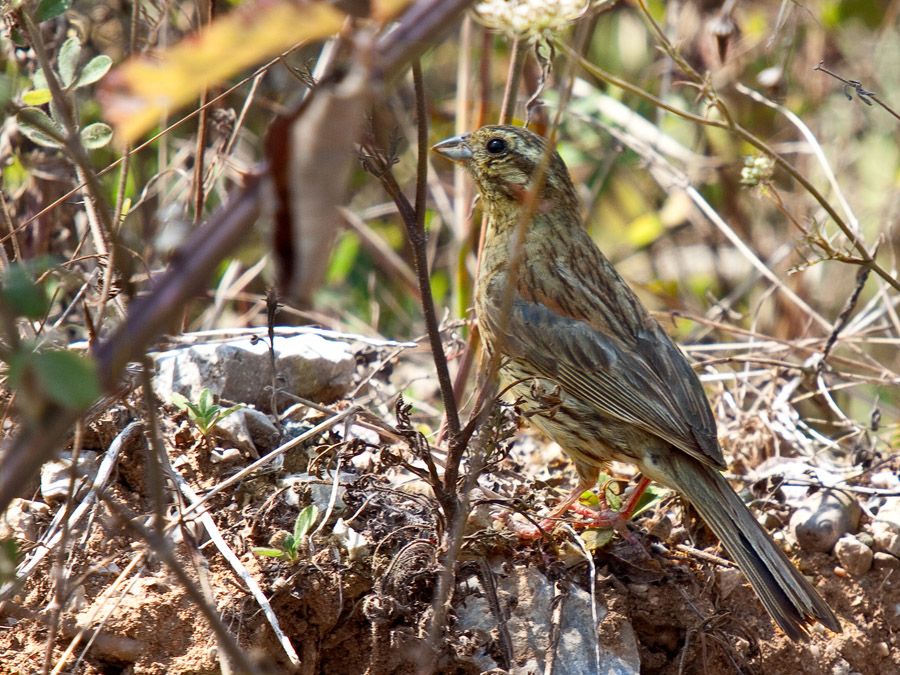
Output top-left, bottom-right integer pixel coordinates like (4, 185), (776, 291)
(294, 505), (319, 541)
(75, 55), (112, 89)
(80, 122), (113, 149)
(36, 0), (71, 22)
(1, 265), (49, 319)
(58, 37), (82, 87)
(16, 107), (64, 149)
(31, 350), (101, 410)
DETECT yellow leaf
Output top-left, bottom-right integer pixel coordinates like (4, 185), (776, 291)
(371, 0), (412, 22)
(101, 1), (345, 145)
(580, 528), (615, 551)
(626, 212), (664, 248)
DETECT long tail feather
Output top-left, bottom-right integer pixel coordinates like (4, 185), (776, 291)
(663, 454), (841, 639)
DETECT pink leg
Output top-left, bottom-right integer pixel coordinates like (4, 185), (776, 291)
(516, 476), (653, 540)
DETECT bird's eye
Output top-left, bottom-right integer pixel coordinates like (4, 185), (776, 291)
(485, 137), (508, 154)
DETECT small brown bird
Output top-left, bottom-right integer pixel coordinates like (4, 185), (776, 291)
(433, 125), (840, 640)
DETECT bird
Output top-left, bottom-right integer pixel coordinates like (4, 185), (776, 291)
(432, 124), (840, 641)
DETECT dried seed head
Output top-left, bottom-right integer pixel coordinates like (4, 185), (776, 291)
(474, 0), (590, 39)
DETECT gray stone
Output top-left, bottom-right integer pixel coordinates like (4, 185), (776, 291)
(833, 534), (872, 576)
(277, 471), (350, 513)
(214, 408), (281, 456)
(0, 499), (50, 543)
(872, 521), (900, 557)
(715, 567), (744, 599)
(789, 490), (861, 553)
(873, 497), (900, 557)
(153, 334), (355, 412)
(455, 564), (640, 674)
(209, 447), (243, 465)
(873, 552), (900, 571)
(40, 451), (99, 503)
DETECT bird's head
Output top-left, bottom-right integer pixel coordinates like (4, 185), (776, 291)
(432, 125), (577, 214)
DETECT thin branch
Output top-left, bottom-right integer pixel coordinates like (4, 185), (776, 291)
(814, 61), (900, 123)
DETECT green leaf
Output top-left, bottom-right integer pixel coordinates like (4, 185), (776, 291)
(604, 481), (622, 512)
(171, 392), (191, 411)
(31, 350), (101, 410)
(581, 528), (615, 551)
(1, 265), (49, 319)
(80, 122), (112, 149)
(58, 36), (82, 88)
(33, 69), (48, 90)
(36, 0), (71, 22)
(251, 547), (287, 558)
(326, 233), (360, 284)
(631, 484), (667, 518)
(0, 75), (14, 109)
(294, 505), (319, 541)
(626, 213), (664, 248)
(0, 539), (20, 584)
(22, 89), (52, 105)
(16, 107), (64, 149)
(198, 387), (212, 412)
(74, 55), (112, 89)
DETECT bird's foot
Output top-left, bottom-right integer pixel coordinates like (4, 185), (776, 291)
(513, 477), (653, 543)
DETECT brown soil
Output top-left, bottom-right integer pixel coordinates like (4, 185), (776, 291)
(1, 403), (896, 675)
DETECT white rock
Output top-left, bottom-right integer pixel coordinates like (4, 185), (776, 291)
(789, 490), (861, 553)
(153, 334), (355, 412)
(870, 471), (899, 490)
(833, 534), (873, 576)
(40, 451), (99, 503)
(455, 564), (640, 674)
(214, 408), (280, 456)
(277, 471), (350, 512)
(0, 499), (50, 542)
(209, 447), (243, 464)
(872, 521), (900, 557)
(873, 498), (900, 556)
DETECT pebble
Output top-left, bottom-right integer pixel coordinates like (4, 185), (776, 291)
(716, 567), (744, 599)
(873, 497), (900, 557)
(856, 531), (875, 549)
(0, 499), (50, 542)
(758, 511), (782, 531)
(209, 447), (243, 464)
(790, 490), (861, 553)
(833, 534), (872, 576)
(40, 452), (99, 503)
(873, 552), (900, 571)
(648, 514), (672, 541)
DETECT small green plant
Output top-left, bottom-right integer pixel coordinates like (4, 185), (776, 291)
(1, 262), (101, 419)
(0, 539), (21, 585)
(579, 473), (667, 551)
(171, 388), (241, 438)
(17, 34), (113, 150)
(252, 505), (319, 562)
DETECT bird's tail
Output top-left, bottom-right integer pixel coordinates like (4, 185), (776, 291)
(664, 454), (841, 640)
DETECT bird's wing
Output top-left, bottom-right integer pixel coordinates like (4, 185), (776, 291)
(497, 296), (725, 469)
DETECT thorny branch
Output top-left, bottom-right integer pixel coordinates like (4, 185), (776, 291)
(814, 61), (900, 122)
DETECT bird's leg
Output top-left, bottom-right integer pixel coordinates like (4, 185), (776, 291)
(510, 476), (653, 541)
(537, 476), (597, 531)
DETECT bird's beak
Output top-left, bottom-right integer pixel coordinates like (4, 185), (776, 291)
(432, 134), (473, 163)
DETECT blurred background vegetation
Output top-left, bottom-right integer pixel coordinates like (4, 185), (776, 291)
(0, 0), (897, 454)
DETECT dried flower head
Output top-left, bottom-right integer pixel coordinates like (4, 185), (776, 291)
(474, 0), (590, 39)
(740, 154), (775, 187)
